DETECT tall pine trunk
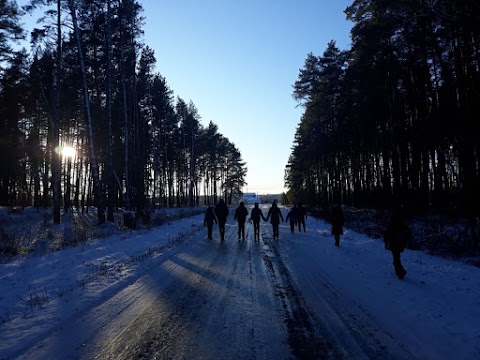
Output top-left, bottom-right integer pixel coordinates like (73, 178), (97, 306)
(106, 0), (114, 221)
(119, 10), (131, 210)
(68, 0), (105, 224)
(52, 0), (62, 224)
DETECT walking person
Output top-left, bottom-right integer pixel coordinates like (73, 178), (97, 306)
(234, 201), (249, 241)
(330, 204), (345, 247)
(250, 202), (265, 241)
(297, 203), (307, 232)
(203, 206), (218, 240)
(265, 200), (284, 240)
(215, 198), (229, 241)
(285, 204), (299, 233)
(384, 206), (411, 279)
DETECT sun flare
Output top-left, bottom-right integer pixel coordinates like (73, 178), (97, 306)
(61, 146), (76, 159)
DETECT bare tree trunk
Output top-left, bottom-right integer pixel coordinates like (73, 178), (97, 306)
(52, 0), (62, 224)
(106, 0), (114, 221)
(119, 10), (131, 211)
(64, 156), (72, 212)
(189, 131), (195, 207)
(68, 0), (105, 224)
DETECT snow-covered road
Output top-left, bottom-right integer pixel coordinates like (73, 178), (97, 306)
(2, 205), (479, 359)
(12, 211), (408, 359)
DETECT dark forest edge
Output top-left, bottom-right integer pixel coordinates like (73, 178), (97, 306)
(285, 1), (480, 234)
(0, 0), (247, 226)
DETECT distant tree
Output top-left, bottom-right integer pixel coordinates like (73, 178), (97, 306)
(149, 73), (175, 207)
(0, 52), (28, 206)
(0, 0), (24, 65)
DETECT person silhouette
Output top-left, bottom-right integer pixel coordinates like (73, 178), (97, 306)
(203, 206), (218, 240)
(384, 206), (411, 279)
(285, 204), (299, 233)
(265, 200), (284, 240)
(297, 203), (307, 232)
(215, 198), (229, 241)
(250, 202), (266, 240)
(330, 204), (345, 247)
(234, 201), (249, 240)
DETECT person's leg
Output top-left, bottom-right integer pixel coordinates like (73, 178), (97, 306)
(392, 251), (406, 278)
(220, 223), (225, 241)
(335, 234), (340, 246)
(207, 224), (213, 239)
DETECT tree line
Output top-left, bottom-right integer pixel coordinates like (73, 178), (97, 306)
(0, 0), (247, 224)
(286, 0), (480, 218)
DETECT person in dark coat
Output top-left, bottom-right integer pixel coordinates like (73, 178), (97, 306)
(234, 201), (249, 241)
(265, 200), (284, 240)
(384, 207), (411, 279)
(285, 204), (299, 233)
(297, 203), (307, 232)
(330, 204), (345, 247)
(203, 206), (218, 240)
(215, 198), (229, 241)
(250, 202), (265, 241)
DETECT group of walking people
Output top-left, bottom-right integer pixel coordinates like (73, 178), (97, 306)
(203, 199), (229, 241)
(204, 199), (410, 280)
(204, 199), (308, 242)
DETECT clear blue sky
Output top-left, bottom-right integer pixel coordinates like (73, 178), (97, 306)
(141, 0), (353, 194)
(17, 0), (353, 195)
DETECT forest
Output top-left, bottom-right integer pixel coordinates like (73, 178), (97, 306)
(286, 0), (480, 220)
(0, 0), (247, 225)
(2, 0), (480, 229)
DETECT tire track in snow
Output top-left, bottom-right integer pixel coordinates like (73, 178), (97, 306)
(259, 228), (341, 359)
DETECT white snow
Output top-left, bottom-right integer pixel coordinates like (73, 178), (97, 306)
(0, 206), (479, 359)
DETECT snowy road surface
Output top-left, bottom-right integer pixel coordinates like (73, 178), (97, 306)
(2, 205), (479, 359)
(83, 227), (409, 360)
